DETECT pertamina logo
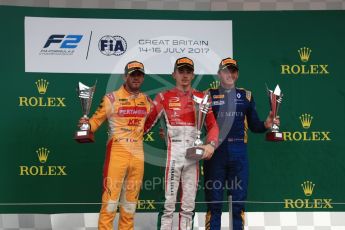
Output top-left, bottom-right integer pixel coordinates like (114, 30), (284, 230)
(280, 47), (329, 77)
(18, 79), (66, 108)
(118, 107), (147, 117)
(40, 34), (83, 56)
(284, 181), (332, 209)
(19, 147), (67, 176)
(283, 113), (331, 141)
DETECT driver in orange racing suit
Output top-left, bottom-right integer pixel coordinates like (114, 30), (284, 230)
(79, 61), (152, 230)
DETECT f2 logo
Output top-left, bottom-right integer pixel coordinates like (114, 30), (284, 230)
(43, 35), (83, 48)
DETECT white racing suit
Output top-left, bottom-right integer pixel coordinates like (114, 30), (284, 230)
(144, 87), (219, 230)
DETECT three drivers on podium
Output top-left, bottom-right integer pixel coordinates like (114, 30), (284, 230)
(78, 57), (279, 230)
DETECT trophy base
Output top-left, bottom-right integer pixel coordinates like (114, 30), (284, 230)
(186, 147), (204, 160)
(266, 131), (284, 142)
(74, 130), (95, 143)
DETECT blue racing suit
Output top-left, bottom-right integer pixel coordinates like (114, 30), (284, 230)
(204, 86), (267, 230)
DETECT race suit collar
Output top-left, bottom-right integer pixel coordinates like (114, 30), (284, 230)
(121, 84), (141, 98)
(219, 84), (234, 94)
(172, 87), (193, 96)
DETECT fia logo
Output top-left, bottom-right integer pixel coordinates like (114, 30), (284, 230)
(99, 35), (127, 56)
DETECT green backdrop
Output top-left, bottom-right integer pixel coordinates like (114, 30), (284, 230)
(0, 6), (344, 213)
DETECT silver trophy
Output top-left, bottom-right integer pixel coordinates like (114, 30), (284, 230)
(186, 93), (211, 160)
(266, 84), (283, 141)
(74, 81), (97, 143)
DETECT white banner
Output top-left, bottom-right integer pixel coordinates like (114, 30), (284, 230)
(25, 17), (232, 74)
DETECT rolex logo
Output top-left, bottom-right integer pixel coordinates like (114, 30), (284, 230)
(35, 79), (49, 94)
(280, 47), (329, 77)
(19, 148), (67, 176)
(18, 79), (66, 108)
(144, 131), (155, 142)
(136, 200), (156, 210)
(299, 113), (313, 129)
(284, 181), (332, 209)
(301, 181), (315, 196)
(298, 47), (312, 62)
(283, 113), (330, 141)
(209, 81), (220, 89)
(36, 147), (49, 163)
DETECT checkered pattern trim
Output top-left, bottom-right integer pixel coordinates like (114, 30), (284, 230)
(0, 212), (344, 229)
(0, 0), (344, 10)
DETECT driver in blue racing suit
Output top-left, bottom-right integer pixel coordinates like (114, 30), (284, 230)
(204, 57), (279, 230)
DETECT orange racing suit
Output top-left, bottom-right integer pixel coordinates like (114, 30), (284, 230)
(89, 85), (152, 230)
